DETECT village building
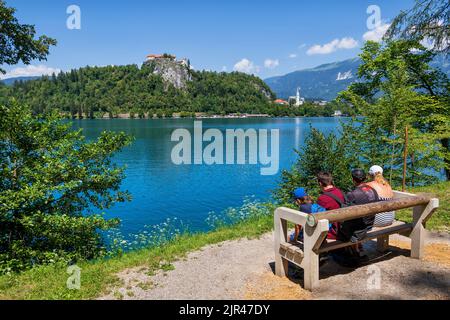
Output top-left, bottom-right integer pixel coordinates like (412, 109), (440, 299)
(274, 99), (289, 105)
(288, 87), (305, 107)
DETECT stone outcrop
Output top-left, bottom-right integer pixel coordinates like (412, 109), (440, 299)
(143, 56), (192, 90)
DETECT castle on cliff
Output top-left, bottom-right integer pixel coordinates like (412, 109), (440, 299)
(146, 54), (189, 68)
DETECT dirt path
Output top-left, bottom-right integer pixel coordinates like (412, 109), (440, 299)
(99, 231), (450, 300)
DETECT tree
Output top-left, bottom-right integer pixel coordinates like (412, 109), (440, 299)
(0, 102), (132, 273)
(0, 0), (57, 74)
(274, 127), (358, 204)
(339, 40), (450, 183)
(385, 0), (449, 54)
(0, 5), (133, 273)
(349, 40), (448, 100)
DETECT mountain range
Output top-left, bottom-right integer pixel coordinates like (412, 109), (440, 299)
(1, 76), (40, 86)
(265, 56), (450, 101)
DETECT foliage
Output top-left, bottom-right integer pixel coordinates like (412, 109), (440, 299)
(206, 197), (272, 229)
(0, 101), (132, 274)
(0, 0), (57, 74)
(274, 127), (358, 204)
(105, 217), (187, 256)
(339, 40), (450, 183)
(1, 66), (280, 116)
(348, 40), (448, 100)
(385, 0), (449, 54)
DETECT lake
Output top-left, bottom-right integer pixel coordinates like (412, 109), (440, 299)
(72, 117), (346, 236)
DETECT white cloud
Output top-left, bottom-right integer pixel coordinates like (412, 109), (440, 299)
(0, 65), (61, 80)
(221, 66), (227, 72)
(363, 23), (390, 42)
(306, 37), (358, 55)
(233, 58), (259, 74)
(264, 58), (279, 69)
(338, 37), (359, 49)
(288, 53), (297, 58)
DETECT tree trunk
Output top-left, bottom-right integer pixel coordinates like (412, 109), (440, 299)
(441, 138), (450, 180)
(402, 126), (409, 192)
(410, 152), (415, 187)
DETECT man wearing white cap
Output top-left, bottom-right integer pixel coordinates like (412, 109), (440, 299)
(367, 165), (396, 227)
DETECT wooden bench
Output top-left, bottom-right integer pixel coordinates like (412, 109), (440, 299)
(274, 190), (439, 291)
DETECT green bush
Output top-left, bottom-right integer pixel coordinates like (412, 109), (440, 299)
(273, 127), (359, 204)
(0, 101), (132, 274)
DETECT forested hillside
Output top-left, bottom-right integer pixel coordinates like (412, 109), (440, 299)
(1, 64), (279, 118)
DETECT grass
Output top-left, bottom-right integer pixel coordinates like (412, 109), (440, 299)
(0, 182), (448, 300)
(396, 181), (450, 232)
(0, 213), (274, 300)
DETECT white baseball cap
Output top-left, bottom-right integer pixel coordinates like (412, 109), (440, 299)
(369, 165), (384, 175)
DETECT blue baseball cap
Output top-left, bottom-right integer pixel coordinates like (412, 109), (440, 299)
(293, 188), (308, 199)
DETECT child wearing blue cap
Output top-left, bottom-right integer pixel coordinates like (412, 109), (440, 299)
(291, 187), (327, 242)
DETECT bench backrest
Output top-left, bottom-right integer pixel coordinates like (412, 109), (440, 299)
(306, 191), (433, 227)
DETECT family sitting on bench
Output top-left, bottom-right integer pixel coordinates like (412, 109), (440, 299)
(291, 165), (395, 266)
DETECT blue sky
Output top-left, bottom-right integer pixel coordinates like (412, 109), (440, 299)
(2, 0), (415, 79)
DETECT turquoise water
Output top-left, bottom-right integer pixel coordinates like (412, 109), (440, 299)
(72, 118), (346, 236)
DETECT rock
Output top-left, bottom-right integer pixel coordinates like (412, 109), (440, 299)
(143, 56), (192, 90)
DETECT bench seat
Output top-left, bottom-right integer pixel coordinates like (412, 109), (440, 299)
(318, 220), (413, 253)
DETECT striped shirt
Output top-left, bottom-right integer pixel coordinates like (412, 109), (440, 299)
(374, 196), (396, 227)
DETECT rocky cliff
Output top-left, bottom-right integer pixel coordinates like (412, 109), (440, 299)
(143, 57), (192, 90)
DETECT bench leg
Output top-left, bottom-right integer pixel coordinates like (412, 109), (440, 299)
(274, 214), (289, 277)
(410, 200), (439, 259)
(303, 221), (328, 291)
(377, 235), (389, 253)
(411, 205), (425, 259)
(303, 251), (319, 291)
(410, 224), (425, 259)
(275, 255), (289, 277)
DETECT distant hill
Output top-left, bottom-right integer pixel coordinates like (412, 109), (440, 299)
(3, 64), (276, 117)
(1, 76), (40, 86)
(264, 58), (361, 101)
(265, 56), (450, 101)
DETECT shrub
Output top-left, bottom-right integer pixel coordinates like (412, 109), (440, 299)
(0, 101), (132, 273)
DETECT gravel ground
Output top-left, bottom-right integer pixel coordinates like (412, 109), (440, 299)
(99, 231), (450, 300)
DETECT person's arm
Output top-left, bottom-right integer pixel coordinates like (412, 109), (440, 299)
(346, 191), (356, 205)
(294, 225), (302, 242)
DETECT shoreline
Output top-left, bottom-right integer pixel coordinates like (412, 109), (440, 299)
(66, 115), (352, 120)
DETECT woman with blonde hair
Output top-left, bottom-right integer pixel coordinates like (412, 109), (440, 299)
(367, 165), (395, 227)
